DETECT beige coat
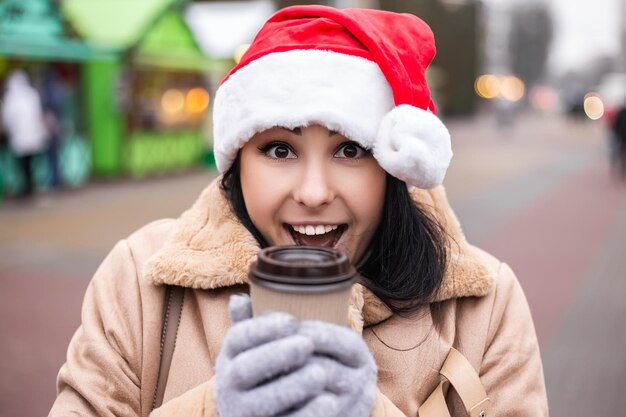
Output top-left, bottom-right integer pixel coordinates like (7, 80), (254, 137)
(49, 179), (548, 417)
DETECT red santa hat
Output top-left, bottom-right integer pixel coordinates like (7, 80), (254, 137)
(213, 5), (452, 189)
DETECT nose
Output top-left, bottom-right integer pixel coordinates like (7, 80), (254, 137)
(292, 163), (335, 208)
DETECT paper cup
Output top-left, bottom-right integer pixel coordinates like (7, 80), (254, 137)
(249, 246), (356, 326)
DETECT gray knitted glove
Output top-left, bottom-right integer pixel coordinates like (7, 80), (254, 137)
(215, 295), (377, 417)
(215, 295), (334, 417)
(298, 320), (378, 417)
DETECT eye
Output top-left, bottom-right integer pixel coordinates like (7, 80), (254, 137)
(334, 142), (367, 159)
(259, 142), (296, 159)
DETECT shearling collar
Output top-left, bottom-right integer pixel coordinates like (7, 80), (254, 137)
(144, 178), (497, 327)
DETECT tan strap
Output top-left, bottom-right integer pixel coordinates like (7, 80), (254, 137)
(419, 379), (452, 417)
(152, 285), (185, 411)
(418, 348), (492, 417)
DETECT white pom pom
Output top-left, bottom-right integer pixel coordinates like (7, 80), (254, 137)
(374, 104), (452, 189)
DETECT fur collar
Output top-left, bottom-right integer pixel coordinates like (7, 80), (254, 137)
(144, 178), (497, 327)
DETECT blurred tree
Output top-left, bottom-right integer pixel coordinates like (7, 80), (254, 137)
(586, 55), (619, 86)
(379, 0), (481, 116)
(508, 3), (553, 90)
(275, 0), (329, 8)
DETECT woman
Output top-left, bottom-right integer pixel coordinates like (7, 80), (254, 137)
(50, 5), (548, 417)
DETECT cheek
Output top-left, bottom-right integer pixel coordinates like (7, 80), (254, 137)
(361, 177), (386, 229)
(341, 165), (386, 261)
(343, 165), (386, 227)
(240, 160), (289, 239)
(241, 165), (271, 218)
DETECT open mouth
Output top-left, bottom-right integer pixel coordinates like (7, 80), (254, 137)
(286, 224), (347, 248)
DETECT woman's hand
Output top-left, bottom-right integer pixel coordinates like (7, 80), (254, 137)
(299, 320), (378, 417)
(215, 295), (332, 417)
(215, 295), (377, 417)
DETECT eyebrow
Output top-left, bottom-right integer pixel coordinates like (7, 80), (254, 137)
(277, 127), (339, 137)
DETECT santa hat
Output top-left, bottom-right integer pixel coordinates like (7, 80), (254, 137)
(213, 5), (452, 189)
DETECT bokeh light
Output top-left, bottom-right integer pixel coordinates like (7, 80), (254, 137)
(234, 43), (250, 65)
(500, 76), (525, 102)
(583, 93), (604, 120)
(161, 89), (185, 114)
(529, 86), (560, 113)
(475, 74), (500, 99)
(475, 74), (525, 102)
(185, 87), (210, 113)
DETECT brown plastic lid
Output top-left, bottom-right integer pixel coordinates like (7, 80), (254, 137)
(249, 246), (356, 291)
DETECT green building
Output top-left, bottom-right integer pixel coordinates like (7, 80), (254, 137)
(0, 0), (224, 201)
(62, 0), (226, 178)
(0, 0), (110, 196)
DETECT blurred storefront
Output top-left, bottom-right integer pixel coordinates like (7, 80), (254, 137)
(1, 0), (228, 202)
(0, 0), (112, 197)
(62, 0), (228, 178)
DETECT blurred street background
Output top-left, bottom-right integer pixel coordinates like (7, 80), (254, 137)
(1, 0), (626, 416)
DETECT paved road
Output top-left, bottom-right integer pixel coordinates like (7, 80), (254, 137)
(1, 113), (624, 416)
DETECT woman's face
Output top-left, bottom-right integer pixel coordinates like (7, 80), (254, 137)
(240, 124), (386, 263)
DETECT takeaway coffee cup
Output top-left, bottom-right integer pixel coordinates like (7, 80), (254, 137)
(248, 246), (357, 326)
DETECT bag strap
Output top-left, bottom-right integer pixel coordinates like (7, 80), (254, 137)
(151, 285), (185, 411)
(418, 347), (493, 417)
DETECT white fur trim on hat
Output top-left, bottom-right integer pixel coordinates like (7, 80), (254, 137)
(213, 49), (394, 172)
(213, 50), (453, 189)
(374, 104), (452, 189)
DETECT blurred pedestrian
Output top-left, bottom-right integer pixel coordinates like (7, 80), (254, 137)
(494, 96), (516, 131)
(566, 89), (587, 123)
(610, 100), (626, 179)
(41, 65), (66, 189)
(50, 5), (548, 417)
(0, 69), (49, 198)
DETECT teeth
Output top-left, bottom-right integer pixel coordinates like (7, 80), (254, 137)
(292, 224), (339, 236)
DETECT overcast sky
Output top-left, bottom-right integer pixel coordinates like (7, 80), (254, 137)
(188, 0), (622, 75)
(547, 0), (621, 73)
(486, 0), (622, 74)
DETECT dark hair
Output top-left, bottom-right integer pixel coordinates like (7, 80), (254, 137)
(220, 155), (269, 248)
(357, 174), (448, 314)
(220, 154), (449, 315)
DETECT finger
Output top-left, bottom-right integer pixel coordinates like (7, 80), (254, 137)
(309, 356), (376, 394)
(299, 321), (373, 367)
(229, 294), (253, 323)
(229, 334), (314, 390)
(283, 393), (338, 417)
(223, 312), (300, 358)
(239, 362), (328, 417)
